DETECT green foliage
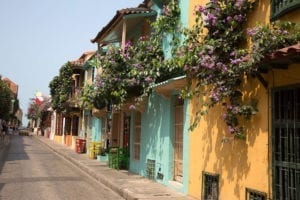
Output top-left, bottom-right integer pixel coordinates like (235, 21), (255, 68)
(178, 0), (257, 138)
(178, 0), (299, 139)
(247, 21), (300, 67)
(88, 0), (183, 109)
(49, 63), (73, 112)
(0, 79), (12, 120)
(81, 84), (96, 110)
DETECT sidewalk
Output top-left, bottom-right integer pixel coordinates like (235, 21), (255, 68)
(33, 135), (195, 200)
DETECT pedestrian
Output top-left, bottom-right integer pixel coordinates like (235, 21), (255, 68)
(0, 119), (3, 142)
(2, 121), (7, 135)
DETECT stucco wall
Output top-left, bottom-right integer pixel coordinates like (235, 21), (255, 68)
(130, 92), (172, 183)
(187, 0), (299, 199)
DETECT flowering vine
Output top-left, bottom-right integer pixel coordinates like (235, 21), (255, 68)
(179, 0), (300, 139)
(178, 0), (258, 138)
(87, 0), (183, 109)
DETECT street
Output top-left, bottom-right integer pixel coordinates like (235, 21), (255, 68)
(0, 135), (124, 200)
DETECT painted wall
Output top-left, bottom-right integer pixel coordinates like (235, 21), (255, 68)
(188, 0), (299, 199)
(161, 0), (189, 59)
(129, 91), (190, 193)
(189, 77), (269, 199)
(92, 117), (102, 142)
(130, 92), (172, 181)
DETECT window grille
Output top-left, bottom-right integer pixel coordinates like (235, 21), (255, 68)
(272, 88), (300, 200)
(202, 172), (219, 200)
(246, 188), (267, 200)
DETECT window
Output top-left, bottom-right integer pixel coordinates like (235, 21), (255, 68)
(133, 111), (141, 160)
(246, 188), (266, 200)
(202, 172), (219, 200)
(273, 87), (300, 200)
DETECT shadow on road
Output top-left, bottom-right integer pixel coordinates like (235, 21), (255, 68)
(0, 135), (32, 172)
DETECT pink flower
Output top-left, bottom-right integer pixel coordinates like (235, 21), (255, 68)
(129, 105), (136, 110)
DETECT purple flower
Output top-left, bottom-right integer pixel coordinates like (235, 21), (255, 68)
(228, 126), (235, 133)
(145, 77), (153, 83)
(183, 65), (189, 71)
(205, 13), (217, 26)
(125, 41), (132, 50)
(230, 58), (242, 65)
(235, 0), (244, 8)
(234, 14), (243, 22)
(192, 66), (199, 72)
(198, 5), (205, 13)
(246, 28), (258, 36)
(129, 105), (136, 110)
(226, 16), (232, 22)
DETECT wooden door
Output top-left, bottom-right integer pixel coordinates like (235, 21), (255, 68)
(173, 97), (184, 182)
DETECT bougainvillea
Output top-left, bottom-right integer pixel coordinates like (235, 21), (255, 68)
(177, 0), (257, 138)
(178, 0), (299, 139)
(88, 0), (183, 109)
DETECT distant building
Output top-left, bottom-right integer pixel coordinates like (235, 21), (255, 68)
(2, 77), (18, 98)
(2, 77), (22, 126)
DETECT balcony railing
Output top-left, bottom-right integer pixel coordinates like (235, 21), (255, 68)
(271, 0), (300, 20)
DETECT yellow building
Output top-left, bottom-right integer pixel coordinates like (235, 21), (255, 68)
(188, 0), (299, 199)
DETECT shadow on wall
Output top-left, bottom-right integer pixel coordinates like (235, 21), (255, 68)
(191, 76), (267, 199)
(142, 92), (170, 180)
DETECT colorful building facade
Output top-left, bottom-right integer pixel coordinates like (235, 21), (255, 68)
(188, 0), (300, 199)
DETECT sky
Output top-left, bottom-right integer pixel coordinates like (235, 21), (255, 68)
(0, 0), (142, 125)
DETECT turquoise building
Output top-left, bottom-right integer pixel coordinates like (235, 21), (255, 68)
(129, 76), (190, 193)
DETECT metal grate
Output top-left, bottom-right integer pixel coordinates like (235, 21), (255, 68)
(202, 172), (219, 200)
(146, 159), (155, 180)
(246, 188), (267, 200)
(273, 88), (300, 200)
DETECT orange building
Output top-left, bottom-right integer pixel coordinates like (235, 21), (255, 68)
(2, 77), (18, 97)
(188, 0), (299, 199)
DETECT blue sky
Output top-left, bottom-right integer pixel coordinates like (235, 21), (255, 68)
(0, 0), (142, 125)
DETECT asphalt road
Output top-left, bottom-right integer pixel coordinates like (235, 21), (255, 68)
(0, 135), (124, 200)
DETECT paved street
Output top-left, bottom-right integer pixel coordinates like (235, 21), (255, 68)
(0, 135), (123, 200)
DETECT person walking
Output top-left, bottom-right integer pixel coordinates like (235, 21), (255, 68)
(0, 119), (3, 143)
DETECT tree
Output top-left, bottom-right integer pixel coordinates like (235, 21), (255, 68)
(0, 76), (14, 121)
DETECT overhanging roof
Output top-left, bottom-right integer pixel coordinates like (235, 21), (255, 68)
(91, 4), (156, 44)
(259, 43), (300, 72)
(69, 51), (96, 68)
(152, 76), (187, 98)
